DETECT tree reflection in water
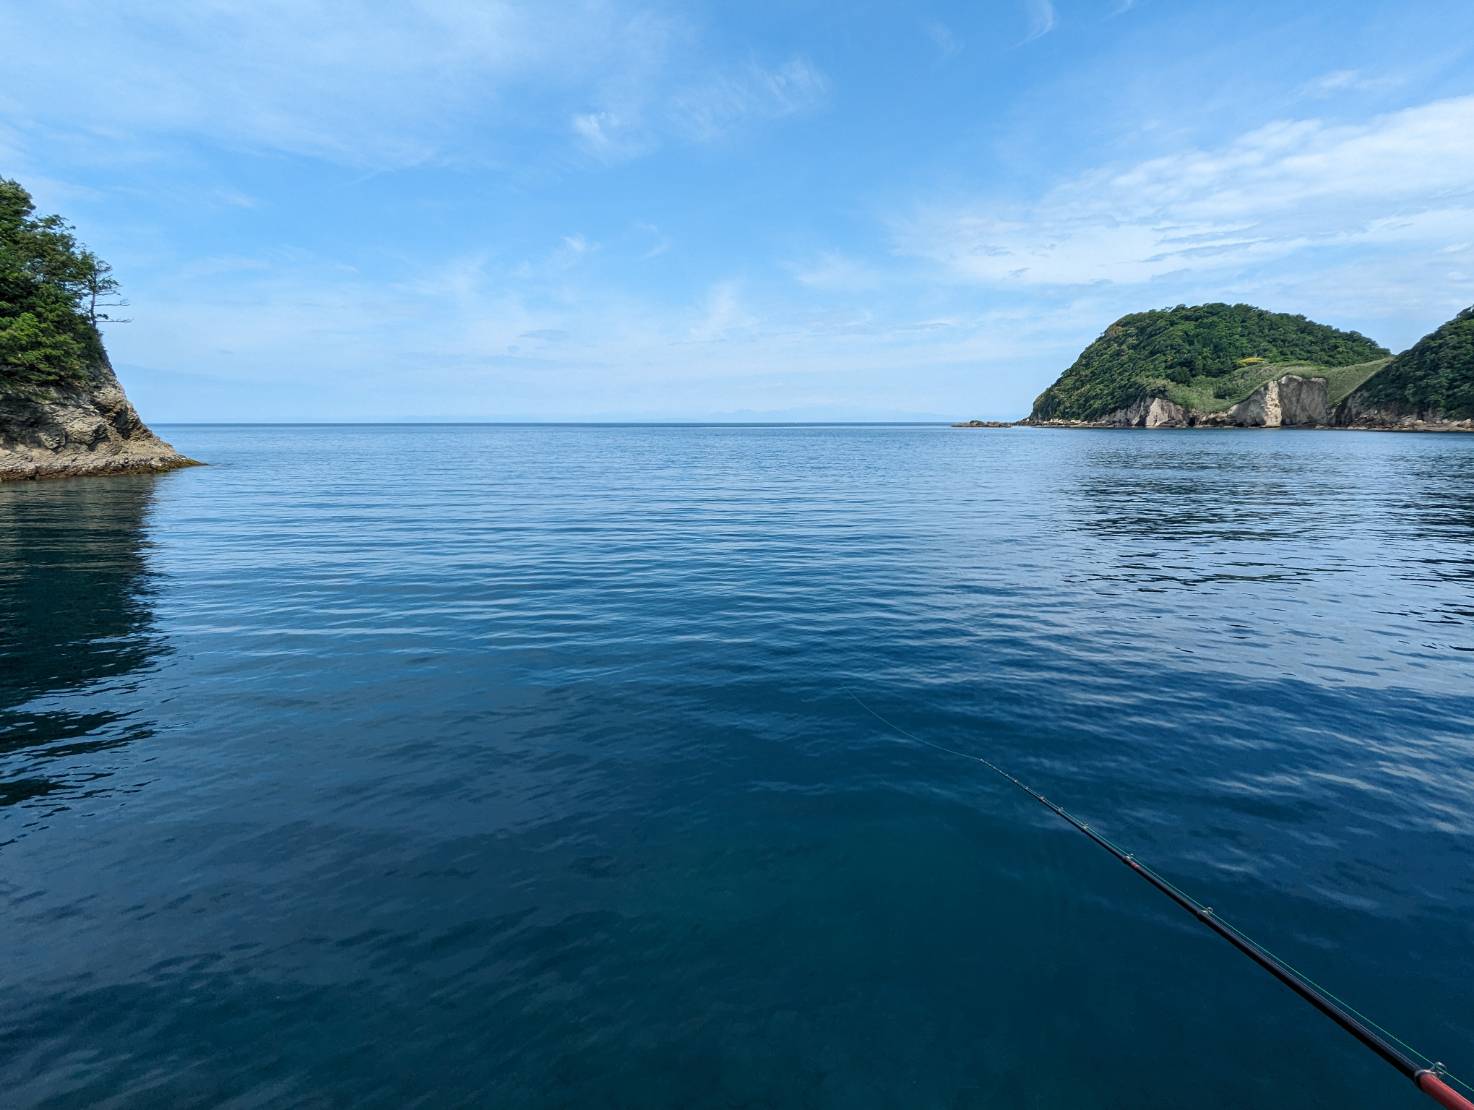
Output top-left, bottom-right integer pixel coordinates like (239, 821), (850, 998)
(0, 476), (167, 820)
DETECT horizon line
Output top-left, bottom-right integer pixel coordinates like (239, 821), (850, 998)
(152, 420), (965, 427)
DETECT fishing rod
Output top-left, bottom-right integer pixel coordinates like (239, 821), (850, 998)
(847, 691), (1473, 1110)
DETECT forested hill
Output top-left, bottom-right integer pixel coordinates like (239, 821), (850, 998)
(1029, 304), (1389, 422)
(1344, 306), (1474, 420)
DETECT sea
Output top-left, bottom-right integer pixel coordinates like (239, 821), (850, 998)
(2, 424), (1472, 1108)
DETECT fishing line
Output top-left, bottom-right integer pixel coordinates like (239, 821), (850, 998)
(846, 689), (1473, 1109)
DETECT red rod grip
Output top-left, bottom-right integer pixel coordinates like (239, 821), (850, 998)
(1417, 1072), (1474, 1110)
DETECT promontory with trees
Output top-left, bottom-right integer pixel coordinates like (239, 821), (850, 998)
(1009, 302), (1474, 430)
(0, 178), (193, 480)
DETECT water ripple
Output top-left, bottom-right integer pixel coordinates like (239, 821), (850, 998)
(2, 425), (1472, 1107)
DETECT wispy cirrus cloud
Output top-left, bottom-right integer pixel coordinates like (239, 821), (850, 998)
(784, 251), (885, 292)
(1023, 0), (1056, 42)
(687, 280), (756, 342)
(573, 55), (828, 160)
(0, 1), (823, 173)
(1297, 68), (1400, 99)
(922, 20), (962, 60)
(895, 94), (1474, 287)
(670, 57), (828, 141)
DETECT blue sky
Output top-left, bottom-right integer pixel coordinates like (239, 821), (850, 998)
(4, 0), (1474, 421)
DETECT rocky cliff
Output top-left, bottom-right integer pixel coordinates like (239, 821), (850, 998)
(1206, 374), (1328, 427)
(1334, 393), (1474, 431)
(0, 355), (196, 480)
(1031, 373), (1330, 429)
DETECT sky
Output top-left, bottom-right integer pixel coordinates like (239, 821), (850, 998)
(3, 0), (1474, 422)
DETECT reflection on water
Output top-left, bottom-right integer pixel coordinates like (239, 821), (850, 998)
(1, 426), (1472, 1108)
(1387, 451), (1474, 626)
(1057, 434), (1474, 613)
(0, 476), (165, 818)
(1068, 438), (1353, 543)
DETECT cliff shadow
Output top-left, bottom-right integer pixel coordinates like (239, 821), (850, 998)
(0, 476), (168, 818)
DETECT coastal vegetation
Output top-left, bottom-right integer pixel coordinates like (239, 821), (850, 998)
(0, 178), (125, 393)
(0, 178), (192, 480)
(1346, 307), (1474, 420)
(1030, 303), (1389, 422)
(1157, 356), (1391, 414)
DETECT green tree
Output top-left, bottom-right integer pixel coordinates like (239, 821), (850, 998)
(79, 252), (130, 326)
(1351, 306), (1474, 419)
(0, 178), (120, 390)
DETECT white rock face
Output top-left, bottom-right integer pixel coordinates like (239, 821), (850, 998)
(1221, 374), (1328, 427)
(1028, 372), (1335, 429)
(1095, 395), (1190, 428)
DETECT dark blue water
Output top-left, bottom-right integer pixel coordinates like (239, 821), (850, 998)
(2, 425), (1472, 1108)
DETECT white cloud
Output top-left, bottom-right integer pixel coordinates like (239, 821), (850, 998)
(666, 57), (829, 143)
(571, 111), (652, 162)
(0, 2), (822, 172)
(923, 20), (962, 59)
(569, 54), (827, 163)
(896, 95), (1474, 287)
(785, 251), (884, 291)
(1023, 0), (1056, 42)
(1298, 69), (1399, 99)
(688, 281), (754, 341)
(0, 1), (586, 167)
(635, 222), (672, 259)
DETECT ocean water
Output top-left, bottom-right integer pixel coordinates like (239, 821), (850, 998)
(2, 424), (1472, 1108)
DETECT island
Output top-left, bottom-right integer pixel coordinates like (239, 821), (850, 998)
(1, 179), (196, 480)
(952, 302), (1473, 431)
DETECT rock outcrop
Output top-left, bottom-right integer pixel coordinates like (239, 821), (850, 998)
(1106, 395), (1190, 428)
(0, 356), (197, 481)
(1205, 374), (1329, 427)
(1026, 374), (1331, 429)
(1334, 394), (1474, 432)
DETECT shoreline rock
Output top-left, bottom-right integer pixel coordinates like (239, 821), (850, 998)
(1, 356), (200, 482)
(1333, 392), (1474, 433)
(1017, 372), (1472, 432)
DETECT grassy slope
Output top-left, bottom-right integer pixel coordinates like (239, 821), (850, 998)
(1159, 357), (1392, 413)
(1320, 358), (1395, 405)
